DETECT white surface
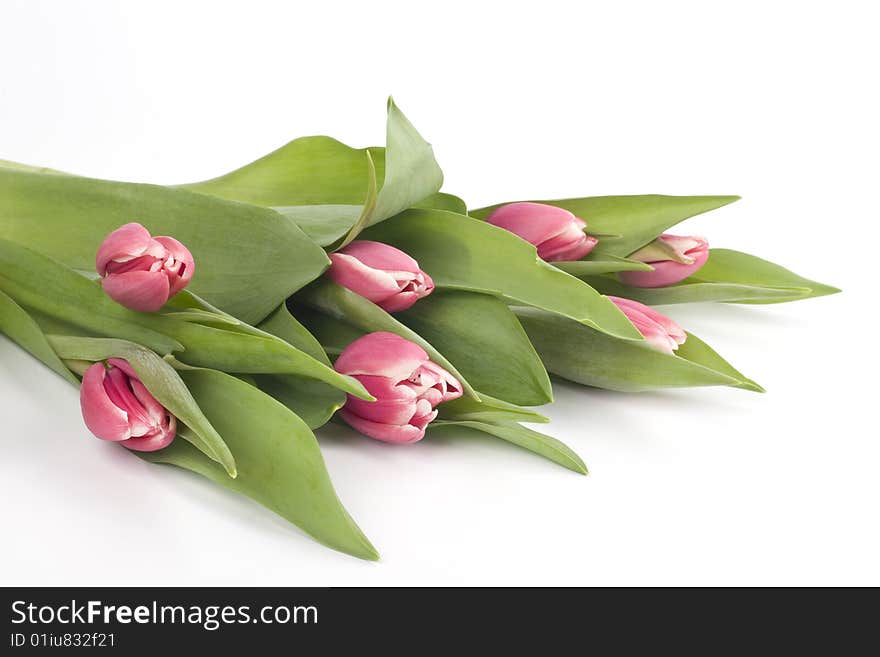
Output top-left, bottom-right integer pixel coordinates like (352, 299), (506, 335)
(1, 0), (877, 586)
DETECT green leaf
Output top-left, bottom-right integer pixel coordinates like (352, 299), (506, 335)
(429, 420), (587, 474)
(578, 248), (841, 304)
(437, 394), (549, 424)
(257, 303), (331, 365)
(251, 375), (345, 430)
(365, 98), (444, 230)
(290, 304), (368, 358)
(180, 137), (384, 207)
(515, 307), (762, 393)
(0, 289), (78, 384)
(163, 321), (370, 398)
(47, 335), (238, 476)
(0, 240), (370, 399)
(675, 333), (764, 392)
(181, 98), (443, 245)
(470, 195), (740, 258)
(361, 209), (642, 341)
(554, 254), (654, 276)
(0, 168), (328, 325)
(0, 159), (70, 175)
(412, 192), (468, 214)
(396, 290), (552, 406)
(139, 368), (379, 561)
(274, 205), (363, 247)
(296, 280), (480, 399)
(336, 150), (379, 249)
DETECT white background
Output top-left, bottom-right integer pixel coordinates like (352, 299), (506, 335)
(1, 0), (877, 586)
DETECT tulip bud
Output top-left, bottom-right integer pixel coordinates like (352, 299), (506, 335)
(96, 222), (195, 312)
(80, 358), (176, 451)
(327, 241), (435, 312)
(485, 202), (598, 262)
(618, 234), (709, 288)
(609, 296), (686, 354)
(334, 332), (463, 444)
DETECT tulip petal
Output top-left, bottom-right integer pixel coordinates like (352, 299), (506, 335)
(334, 332), (428, 382)
(414, 360), (463, 403)
(343, 375), (418, 425)
(102, 367), (155, 437)
(328, 253), (405, 304)
(80, 363), (131, 442)
(101, 269), (171, 312)
(122, 417), (177, 452)
(154, 235), (195, 296)
(339, 409), (426, 444)
(95, 223), (164, 275)
(377, 291), (422, 313)
(338, 240), (422, 273)
(539, 232), (599, 262)
(609, 297), (687, 346)
(619, 235), (710, 288)
(486, 202), (584, 246)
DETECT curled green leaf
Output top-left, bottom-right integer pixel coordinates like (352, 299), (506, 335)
(139, 368), (379, 561)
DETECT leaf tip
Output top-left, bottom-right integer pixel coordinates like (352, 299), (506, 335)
(738, 379), (766, 393)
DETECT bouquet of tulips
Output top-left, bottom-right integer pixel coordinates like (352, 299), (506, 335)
(0, 99), (838, 560)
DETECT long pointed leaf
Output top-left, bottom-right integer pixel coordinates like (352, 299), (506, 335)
(139, 368), (379, 561)
(429, 420), (587, 474)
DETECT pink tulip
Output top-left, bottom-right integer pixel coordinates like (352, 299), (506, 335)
(96, 222), (195, 312)
(80, 358), (176, 451)
(618, 234), (709, 288)
(334, 332), (463, 444)
(328, 241), (434, 312)
(609, 296), (687, 355)
(485, 202), (598, 262)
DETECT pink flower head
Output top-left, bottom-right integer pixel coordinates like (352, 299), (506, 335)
(79, 359), (176, 451)
(619, 234), (709, 288)
(334, 332), (463, 444)
(96, 222), (195, 312)
(609, 296), (687, 355)
(328, 241), (434, 312)
(485, 202), (598, 262)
